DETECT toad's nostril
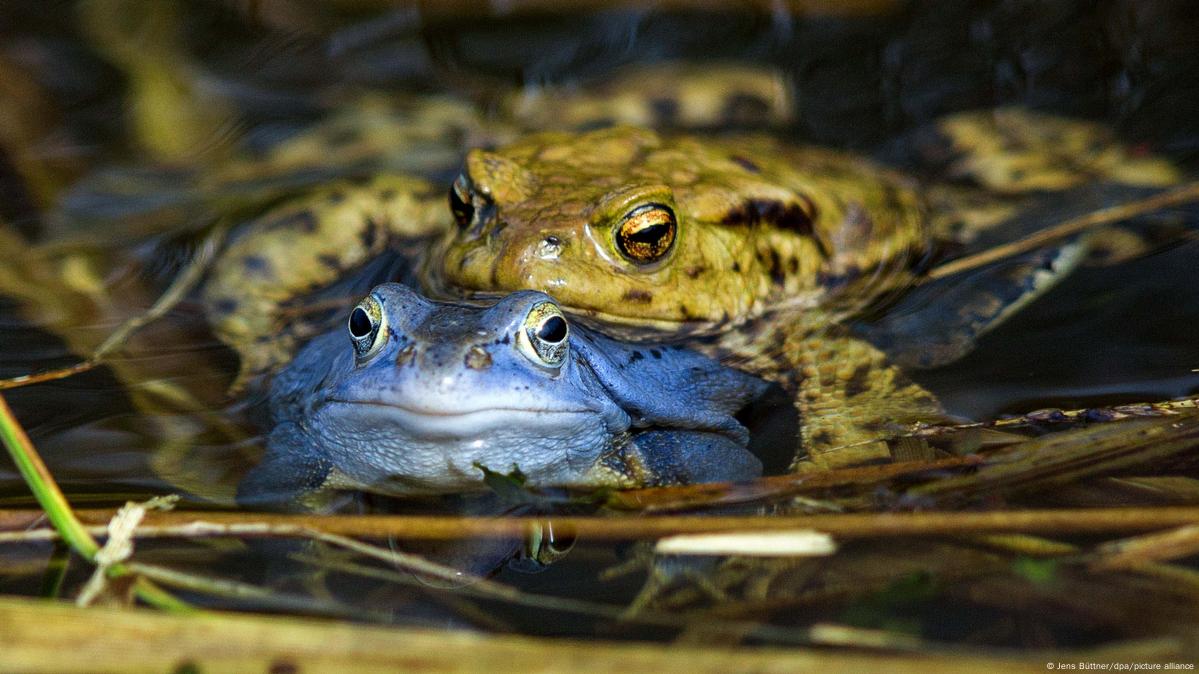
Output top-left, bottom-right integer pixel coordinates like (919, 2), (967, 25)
(464, 346), (492, 370)
(536, 235), (563, 259)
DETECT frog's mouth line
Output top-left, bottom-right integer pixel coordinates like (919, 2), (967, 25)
(322, 399), (598, 439)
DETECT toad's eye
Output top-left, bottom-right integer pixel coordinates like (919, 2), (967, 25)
(615, 203), (676, 264)
(518, 301), (569, 368)
(449, 175), (474, 229)
(348, 295), (386, 360)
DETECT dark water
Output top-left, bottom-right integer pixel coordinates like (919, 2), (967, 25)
(2, 0), (1199, 652)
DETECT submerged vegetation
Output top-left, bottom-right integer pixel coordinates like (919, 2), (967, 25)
(2, 0), (1199, 670)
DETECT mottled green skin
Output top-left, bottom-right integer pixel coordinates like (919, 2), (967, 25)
(442, 127), (926, 328)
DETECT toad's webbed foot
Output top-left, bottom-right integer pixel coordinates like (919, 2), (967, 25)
(860, 240), (1089, 370)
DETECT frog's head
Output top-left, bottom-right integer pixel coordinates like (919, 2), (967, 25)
(306, 283), (629, 492)
(438, 126), (856, 329)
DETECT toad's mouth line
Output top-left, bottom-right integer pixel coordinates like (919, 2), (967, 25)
(443, 290), (728, 337)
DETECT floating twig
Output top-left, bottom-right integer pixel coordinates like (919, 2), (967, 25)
(0, 361), (98, 391)
(3, 506), (1198, 543)
(926, 181), (1199, 280)
(0, 223), (226, 391)
(1091, 524), (1199, 571)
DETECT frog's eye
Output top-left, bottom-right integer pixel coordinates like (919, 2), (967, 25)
(449, 175), (474, 229)
(615, 203), (676, 265)
(518, 301), (569, 368)
(348, 295), (386, 360)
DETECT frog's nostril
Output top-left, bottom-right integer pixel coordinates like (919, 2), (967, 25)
(396, 344), (416, 366)
(464, 346), (493, 370)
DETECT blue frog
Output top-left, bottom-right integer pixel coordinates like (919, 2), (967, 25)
(239, 283), (769, 508)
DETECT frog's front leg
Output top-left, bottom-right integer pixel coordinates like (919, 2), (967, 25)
(200, 174), (450, 390)
(632, 430), (763, 485)
(236, 421), (336, 511)
(577, 430), (763, 488)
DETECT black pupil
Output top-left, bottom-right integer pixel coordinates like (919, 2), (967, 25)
(536, 316), (567, 343)
(626, 222), (670, 244)
(449, 185), (473, 228)
(349, 306), (373, 339)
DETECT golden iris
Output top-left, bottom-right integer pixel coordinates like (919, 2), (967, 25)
(615, 203), (676, 264)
